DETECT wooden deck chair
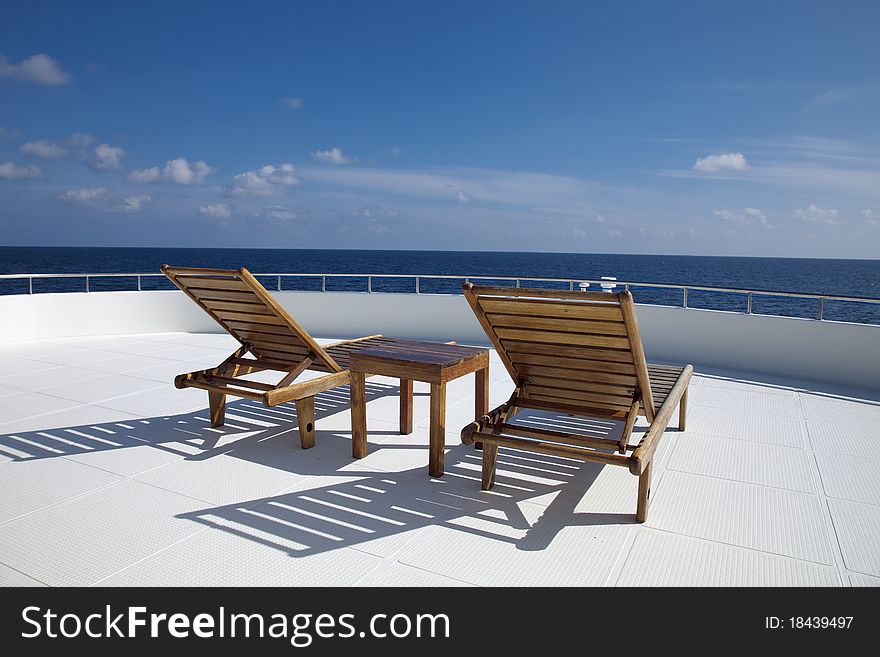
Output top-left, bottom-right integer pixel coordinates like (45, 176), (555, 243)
(459, 283), (692, 522)
(162, 265), (395, 451)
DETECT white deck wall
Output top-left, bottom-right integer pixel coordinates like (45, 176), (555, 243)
(1, 290), (878, 390)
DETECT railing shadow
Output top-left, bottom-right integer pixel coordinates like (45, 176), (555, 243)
(176, 408), (636, 556)
(0, 387), (637, 554)
(0, 381), (401, 462)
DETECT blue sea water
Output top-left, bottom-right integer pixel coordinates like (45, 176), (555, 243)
(1, 246), (878, 324)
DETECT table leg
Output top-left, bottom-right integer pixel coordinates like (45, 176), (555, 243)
(429, 382), (447, 477)
(351, 372), (368, 459)
(474, 366), (489, 450)
(399, 378), (413, 435)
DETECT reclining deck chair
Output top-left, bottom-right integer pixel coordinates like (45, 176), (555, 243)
(162, 265), (395, 451)
(459, 283), (692, 522)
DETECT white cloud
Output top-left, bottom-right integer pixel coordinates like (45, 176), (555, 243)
(128, 157), (213, 185)
(281, 96), (304, 109)
(225, 163), (301, 197)
(0, 53), (71, 85)
(693, 152), (750, 172)
(594, 214), (606, 223)
(863, 208), (879, 225)
(300, 165), (610, 207)
(456, 190), (472, 203)
(92, 143), (125, 170)
(21, 139), (67, 158)
(127, 167), (161, 183)
(165, 158), (213, 184)
(794, 203), (840, 225)
(261, 205), (298, 221)
(390, 146), (402, 156)
(0, 128), (20, 141)
(56, 187), (111, 205)
(112, 194), (151, 214)
(714, 207), (772, 229)
(198, 203), (232, 220)
(311, 147), (357, 165)
(0, 161), (42, 179)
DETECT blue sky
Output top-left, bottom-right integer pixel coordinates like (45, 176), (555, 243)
(1, 0), (878, 256)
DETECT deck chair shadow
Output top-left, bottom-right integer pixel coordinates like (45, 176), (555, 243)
(459, 283), (693, 522)
(162, 265), (400, 453)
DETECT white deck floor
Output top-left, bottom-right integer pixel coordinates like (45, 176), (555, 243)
(1, 332), (879, 587)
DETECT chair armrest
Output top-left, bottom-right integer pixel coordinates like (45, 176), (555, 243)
(629, 364), (693, 475)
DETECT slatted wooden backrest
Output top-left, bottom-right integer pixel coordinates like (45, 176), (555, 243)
(463, 284), (656, 420)
(162, 265), (341, 372)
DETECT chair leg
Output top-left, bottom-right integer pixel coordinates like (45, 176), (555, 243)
(636, 462), (653, 523)
(481, 444), (499, 490)
(678, 388), (688, 431)
(296, 396), (316, 449)
(474, 367), (488, 451)
(208, 391), (226, 428)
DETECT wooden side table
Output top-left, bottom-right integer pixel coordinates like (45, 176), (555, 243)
(349, 340), (490, 477)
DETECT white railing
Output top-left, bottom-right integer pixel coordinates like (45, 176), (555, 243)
(1, 271), (880, 322)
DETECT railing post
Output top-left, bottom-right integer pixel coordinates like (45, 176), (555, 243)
(682, 287), (688, 308)
(321, 275), (326, 292)
(367, 276), (372, 293)
(277, 275), (281, 292)
(515, 279), (521, 288)
(746, 292), (752, 315)
(137, 275), (141, 291)
(818, 297), (825, 320)
(29, 277), (33, 294)
(415, 276), (420, 294)
(569, 281), (574, 291)
(85, 276), (90, 293)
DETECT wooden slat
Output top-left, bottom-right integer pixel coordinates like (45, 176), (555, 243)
(494, 328), (630, 350)
(229, 356), (294, 372)
(471, 285), (628, 302)
(187, 289), (261, 303)
(524, 384), (635, 407)
(176, 379), (264, 401)
(480, 298), (624, 322)
(223, 320), (297, 337)
(525, 391), (632, 411)
(471, 431), (631, 467)
(510, 357), (637, 380)
(514, 396), (631, 419)
(180, 278), (250, 292)
(501, 340), (634, 364)
(232, 324), (300, 341)
(201, 299), (274, 315)
(165, 267), (247, 275)
(244, 334), (309, 352)
(525, 375), (636, 396)
(213, 310), (287, 326)
(248, 347), (304, 363)
(497, 423), (622, 451)
(204, 375), (275, 391)
(486, 313), (628, 336)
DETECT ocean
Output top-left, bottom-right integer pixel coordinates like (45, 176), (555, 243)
(1, 246), (879, 324)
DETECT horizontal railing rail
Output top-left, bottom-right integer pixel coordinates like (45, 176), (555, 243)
(1, 271), (879, 321)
